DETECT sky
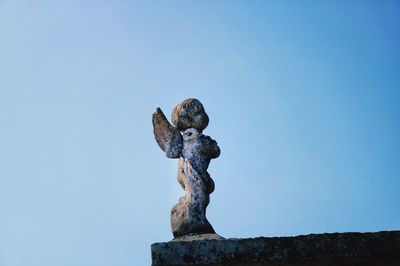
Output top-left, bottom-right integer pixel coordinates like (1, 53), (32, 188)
(0, 1), (399, 265)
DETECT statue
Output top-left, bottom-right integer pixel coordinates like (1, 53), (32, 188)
(152, 98), (220, 238)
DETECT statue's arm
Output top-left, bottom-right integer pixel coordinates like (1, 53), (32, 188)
(152, 107), (183, 158)
(210, 140), (220, 159)
(201, 135), (220, 159)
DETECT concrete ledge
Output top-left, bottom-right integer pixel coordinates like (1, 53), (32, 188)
(151, 231), (400, 265)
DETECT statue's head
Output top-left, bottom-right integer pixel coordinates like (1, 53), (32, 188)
(171, 98), (209, 132)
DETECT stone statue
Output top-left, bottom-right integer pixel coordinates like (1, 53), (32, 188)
(152, 98), (220, 238)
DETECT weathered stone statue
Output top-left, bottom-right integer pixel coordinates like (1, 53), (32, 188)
(152, 98), (220, 238)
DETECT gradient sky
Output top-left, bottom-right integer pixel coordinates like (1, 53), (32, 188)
(1, 1), (399, 265)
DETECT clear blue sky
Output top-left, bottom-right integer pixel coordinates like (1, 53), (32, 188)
(1, 1), (399, 265)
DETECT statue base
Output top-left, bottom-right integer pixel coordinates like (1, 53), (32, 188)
(151, 231), (400, 265)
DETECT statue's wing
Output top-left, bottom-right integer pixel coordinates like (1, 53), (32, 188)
(152, 107), (183, 158)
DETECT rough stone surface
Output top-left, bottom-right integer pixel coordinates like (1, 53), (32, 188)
(171, 233), (224, 242)
(152, 99), (219, 238)
(151, 231), (400, 265)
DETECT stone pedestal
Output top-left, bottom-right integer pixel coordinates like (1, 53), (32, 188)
(151, 231), (400, 266)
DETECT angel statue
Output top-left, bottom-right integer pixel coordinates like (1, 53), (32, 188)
(152, 98), (220, 238)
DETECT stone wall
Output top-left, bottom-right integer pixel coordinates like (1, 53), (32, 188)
(151, 231), (400, 265)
